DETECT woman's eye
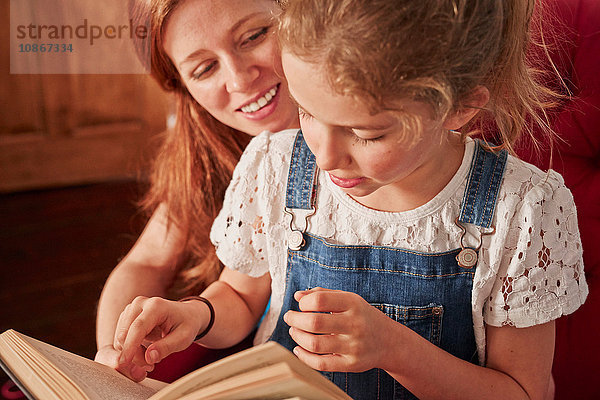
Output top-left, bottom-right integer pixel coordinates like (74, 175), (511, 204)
(191, 61), (217, 80)
(242, 26), (269, 47)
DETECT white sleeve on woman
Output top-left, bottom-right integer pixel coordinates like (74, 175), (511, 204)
(210, 129), (295, 277)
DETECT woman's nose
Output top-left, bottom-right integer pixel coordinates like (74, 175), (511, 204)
(224, 55), (259, 93)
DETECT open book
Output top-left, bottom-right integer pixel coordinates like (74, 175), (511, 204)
(0, 329), (352, 400)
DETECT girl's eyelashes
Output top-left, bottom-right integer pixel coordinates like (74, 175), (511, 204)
(352, 134), (384, 145)
(298, 106), (385, 144)
(298, 107), (313, 120)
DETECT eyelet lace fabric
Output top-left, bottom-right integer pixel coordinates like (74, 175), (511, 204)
(210, 130), (588, 362)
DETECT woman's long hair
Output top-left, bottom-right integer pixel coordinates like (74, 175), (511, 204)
(130, 0), (251, 294)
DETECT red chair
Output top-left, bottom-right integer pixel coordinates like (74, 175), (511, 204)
(516, 0), (600, 398)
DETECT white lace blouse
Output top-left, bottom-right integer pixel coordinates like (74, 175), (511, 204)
(210, 129), (588, 363)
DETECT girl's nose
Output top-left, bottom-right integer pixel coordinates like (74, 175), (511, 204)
(313, 127), (350, 172)
(224, 55), (260, 93)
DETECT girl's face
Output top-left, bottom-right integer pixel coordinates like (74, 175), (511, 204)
(163, 0), (299, 136)
(282, 51), (465, 212)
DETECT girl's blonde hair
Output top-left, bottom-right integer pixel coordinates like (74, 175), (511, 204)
(129, 0), (251, 295)
(278, 0), (558, 153)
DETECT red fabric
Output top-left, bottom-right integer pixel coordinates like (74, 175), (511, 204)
(516, 1), (600, 398)
(147, 333), (254, 384)
(1, 380), (25, 399)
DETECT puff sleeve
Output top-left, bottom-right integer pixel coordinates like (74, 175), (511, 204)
(483, 169), (588, 327)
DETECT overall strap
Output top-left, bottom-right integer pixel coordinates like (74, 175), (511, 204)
(285, 130), (318, 210)
(458, 140), (508, 228)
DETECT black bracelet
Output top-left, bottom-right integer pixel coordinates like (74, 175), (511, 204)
(178, 296), (215, 341)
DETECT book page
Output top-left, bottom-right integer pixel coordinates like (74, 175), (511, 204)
(150, 342), (350, 400)
(19, 333), (164, 400)
(177, 362), (345, 400)
(0, 344), (65, 400)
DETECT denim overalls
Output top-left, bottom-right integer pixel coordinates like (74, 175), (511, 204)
(270, 131), (507, 399)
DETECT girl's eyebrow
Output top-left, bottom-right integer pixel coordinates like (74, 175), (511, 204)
(288, 92), (395, 131)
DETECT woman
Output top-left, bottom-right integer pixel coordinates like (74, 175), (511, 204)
(95, 0), (298, 382)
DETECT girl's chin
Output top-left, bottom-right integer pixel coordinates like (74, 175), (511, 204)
(342, 186), (374, 199)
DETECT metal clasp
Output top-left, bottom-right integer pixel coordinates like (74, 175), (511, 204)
(284, 207), (316, 251)
(454, 218), (495, 268)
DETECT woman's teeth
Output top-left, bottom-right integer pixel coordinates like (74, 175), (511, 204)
(241, 86), (278, 113)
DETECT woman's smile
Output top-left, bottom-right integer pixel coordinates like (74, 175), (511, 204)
(237, 83), (281, 121)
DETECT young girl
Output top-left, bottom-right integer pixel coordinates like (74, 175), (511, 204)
(115, 0), (588, 398)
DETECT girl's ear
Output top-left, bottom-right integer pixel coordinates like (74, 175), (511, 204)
(442, 86), (490, 130)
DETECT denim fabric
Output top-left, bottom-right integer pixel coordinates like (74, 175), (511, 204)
(285, 130), (319, 210)
(458, 142), (508, 228)
(270, 131), (507, 399)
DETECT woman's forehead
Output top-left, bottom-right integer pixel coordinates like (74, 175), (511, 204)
(163, 0), (276, 61)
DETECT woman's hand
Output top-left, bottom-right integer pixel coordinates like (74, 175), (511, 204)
(95, 344), (152, 382)
(283, 287), (396, 373)
(113, 296), (210, 381)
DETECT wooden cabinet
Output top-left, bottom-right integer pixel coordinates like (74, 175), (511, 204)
(0, 0), (169, 192)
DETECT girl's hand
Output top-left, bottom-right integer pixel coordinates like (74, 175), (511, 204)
(283, 287), (396, 373)
(113, 296), (209, 381)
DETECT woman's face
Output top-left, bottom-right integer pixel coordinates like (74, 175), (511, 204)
(163, 0), (299, 135)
